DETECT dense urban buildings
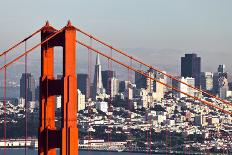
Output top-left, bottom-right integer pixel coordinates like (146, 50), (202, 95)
(1, 52), (232, 154)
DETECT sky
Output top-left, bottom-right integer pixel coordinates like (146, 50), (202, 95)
(0, 0), (232, 80)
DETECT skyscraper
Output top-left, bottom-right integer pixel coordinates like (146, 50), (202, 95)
(218, 64), (225, 74)
(119, 80), (130, 93)
(173, 77), (195, 98)
(135, 70), (146, 89)
(135, 69), (154, 90)
(200, 72), (213, 91)
(107, 77), (119, 97)
(218, 77), (229, 99)
(20, 73), (35, 102)
(213, 64), (228, 95)
(93, 54), (105, 100)
(181, 53), (201, 87)
(77, 73), (90, 99)
(102, 70), (116, 93)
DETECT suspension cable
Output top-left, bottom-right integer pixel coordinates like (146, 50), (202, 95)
(77, 40), (232, 116)
(0, 28), (65, 72)
(4, 53), (7, 155)
(75, 27), (232, 107)
(87, 37), (92, 152)
(24, 41), (28, 155)
(0, 28), (42, 57)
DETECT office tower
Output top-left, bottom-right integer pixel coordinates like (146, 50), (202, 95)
(181, 53), (201, 87)
(119, 80), (130, 92)
(153, 78), (165, 101)
(146, 69), (154, 92)
(102, 70), (116, 93)
(218, 64), (228, 78)
(77, 89), (85, 111)
(35, 85), (40, 101)
(155, 71), (168, 92)
(135, 70), (146, 89)
(20, 73), (36, 102)
(107, 77), (119, 97)
(93, 54), (105, 100)
(173, 77), (195, 98)
(218, 64), (225, 74)
(218, 77), (229, 99)
(200, 72), (213, 91)
(77, 73), (90, 99)
(213, 65), (228, 94)
(135, 69), (155, 90)
(186, 77), (195, 97)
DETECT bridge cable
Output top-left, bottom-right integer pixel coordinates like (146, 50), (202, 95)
(0, 28), (42, 57)
(24, 41), (28, 155)
(87, 37), (92, 153)
(4, 53), (7, 155)
(0, 28), (65, 72)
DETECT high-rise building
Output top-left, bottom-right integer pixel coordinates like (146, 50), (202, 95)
(93, 54), (105, 100)
(77, 73), (90, 99)
(146, 69), (154, 92)
(77, 89), (85, 111)
(173, 77), (195, 98)
(102, 70), (116, 93)
(135, 70), (146, 89)
(35, 85), (40, 101)
(218, 77), (229, 99)
(153, 78), (165, 101)
(119, 80), (130, 93)
(218, 64), (225, 74)
(107, 77), (119, 97)
(213, 64), (228, 94)
(20, 73), (35, 102)
(200, 72), (213, 91)
(155, 71), (168, 92)
(181, 53), (201, 87)
(135, 69), (155, 91)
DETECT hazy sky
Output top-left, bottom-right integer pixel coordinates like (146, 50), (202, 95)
(0, 0), (232, 76)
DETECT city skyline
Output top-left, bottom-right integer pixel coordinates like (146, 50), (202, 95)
(0, 1), (232, 75)
(0, 1), (232, 154)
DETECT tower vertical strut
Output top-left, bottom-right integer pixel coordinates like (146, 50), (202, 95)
(39, 21), (78, 155)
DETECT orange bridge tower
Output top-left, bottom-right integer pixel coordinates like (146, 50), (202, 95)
(39, 21), (78, 155)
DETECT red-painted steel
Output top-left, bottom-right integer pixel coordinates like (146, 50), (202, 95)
(39, 21), (78, 155)
(1, 23), (231, 155)
(24, 41), (28, 155)
(0, 28), (41, 57)
(0, 29), (64, 72)
(3, 54), (6, 155)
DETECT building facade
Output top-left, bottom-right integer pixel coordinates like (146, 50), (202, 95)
(181, 53), (201, 88)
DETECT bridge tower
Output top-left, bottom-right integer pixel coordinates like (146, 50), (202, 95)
(39, 21), (78, 155)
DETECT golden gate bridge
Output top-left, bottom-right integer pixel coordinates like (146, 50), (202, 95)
(0, 21), (231, 155)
